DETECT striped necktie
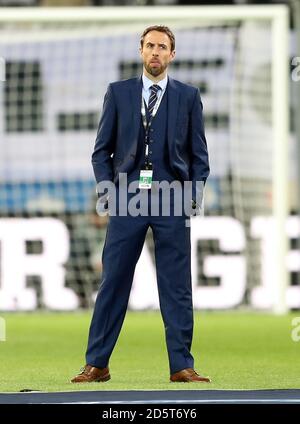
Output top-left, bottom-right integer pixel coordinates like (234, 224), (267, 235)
(148, 84), (161, 116)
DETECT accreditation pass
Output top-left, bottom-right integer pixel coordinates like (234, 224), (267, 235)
(139, 169), (153, 189)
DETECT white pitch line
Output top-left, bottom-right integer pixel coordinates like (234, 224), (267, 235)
(44, 399), (300, 405)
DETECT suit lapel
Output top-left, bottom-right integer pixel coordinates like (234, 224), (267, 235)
(129, 77), (143, 156)
(167, 77), (180, 154)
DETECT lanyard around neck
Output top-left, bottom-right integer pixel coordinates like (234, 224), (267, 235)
(140, 87), (164, 168)
(141, 87), (164, 131)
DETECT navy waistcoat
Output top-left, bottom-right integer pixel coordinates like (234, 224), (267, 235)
(127, 90), (177, 185)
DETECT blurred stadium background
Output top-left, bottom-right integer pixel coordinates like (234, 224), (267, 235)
(0, 0), (299, 316)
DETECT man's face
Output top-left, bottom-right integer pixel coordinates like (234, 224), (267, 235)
(140, 30), (175, 77)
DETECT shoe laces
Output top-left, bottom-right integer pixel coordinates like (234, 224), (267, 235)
(188, 368), (199, 376)
(79, 366), (90, 375)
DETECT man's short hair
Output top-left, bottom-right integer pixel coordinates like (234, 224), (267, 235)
(140, 25), (175, 52)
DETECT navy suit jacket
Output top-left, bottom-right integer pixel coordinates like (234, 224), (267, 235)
(91, 76), (209, 204)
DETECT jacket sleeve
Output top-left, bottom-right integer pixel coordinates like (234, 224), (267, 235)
(91, 84), (117, 190)
(189, 88), (210, 206)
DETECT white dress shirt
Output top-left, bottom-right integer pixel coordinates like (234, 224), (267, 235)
(142, 73), (168, 106)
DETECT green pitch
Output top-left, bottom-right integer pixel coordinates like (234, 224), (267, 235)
(0, 311), (299, 392)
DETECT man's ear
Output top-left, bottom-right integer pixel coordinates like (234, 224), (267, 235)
(170, 50), (176, 61)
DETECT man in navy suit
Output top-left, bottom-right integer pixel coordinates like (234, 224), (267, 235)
(71, 25), (210, 383)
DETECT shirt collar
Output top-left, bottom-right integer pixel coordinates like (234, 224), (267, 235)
(142, 73), (168, 91)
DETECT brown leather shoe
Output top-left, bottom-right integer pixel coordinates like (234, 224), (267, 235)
(71, 365), (110, 383)
(170, 368), (211, 383)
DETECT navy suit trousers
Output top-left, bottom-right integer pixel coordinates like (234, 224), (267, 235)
(85, 191), (194, 374)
